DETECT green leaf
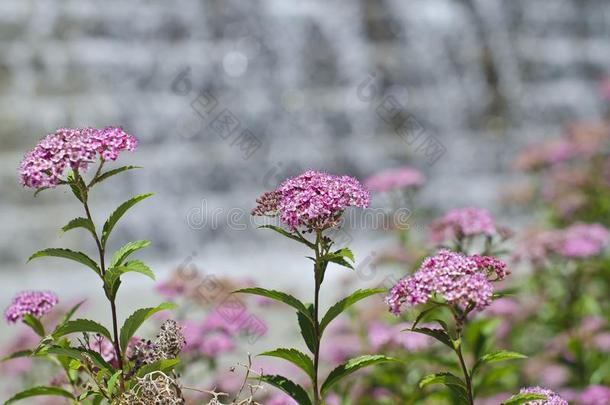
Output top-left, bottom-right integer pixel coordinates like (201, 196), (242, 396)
(259, 375), (312, 405)
(412, 304), (443, 329)
(472, 350), (527, 374)
(60, 217), (96, 239)
(34, 187), (50, 197)
(101, 193), (154, 247)
(90, 165), (142, 187)
(2, 350), (33, 362)
(110, 240), (151, 267)
(322, 248), (356, 270)
(45, 346), (113, 374)
(260, 348), (314, 381)
(4, 387), (75, 405)
(419, 372), (466, 389)
(28, 248), (101, 277)
(502, 393), (547, 405)
(23, 314), (45, 337)
(321, 355), (399, 396)
(105, 260), (155, 298)
(319, 288), (384, 334)
(107, 370), (122, 395)
(119, 302), (176, 351)
(234, 288), (314, 324)
(52, 319), (112, 341)
(419, 372), (469, 404)
(136, 358), (180, 378)
(61, 300), (86, 325)
(409, 327), (454, 350)
(297, 305), (317, 354)
(258, 225), (315, 248)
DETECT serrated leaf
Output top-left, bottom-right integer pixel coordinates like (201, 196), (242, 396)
(105, 260), (155, 298)
(260, 348), (315, 381)
(320, 355), (398, 396)
(234, 288), (314, 324)
(502, 393), (547, 405)
(258, 225), (315, 248)
(409, 327), (454, 349)
(60, 217), (96, 239)
(119, 302), (176, 350)
(4, 386), (75, 405)
(419, 372), (466, 389)
(419, 372), (469, 404)
(472, 350), (527, 374)
(319, 288), (384, 334)
(52, 319), (112, 341)
(136, 358), (180, 378)
(297, 305), (317, 354)
(259, 375), (312, 405)
(23, 314), (45, 337)
(90, 165), (142, 187)
(28, 248), (101, 277)
(101, 193), (154, 247)
(107, 370), (122, 395)
(110, 240), (151, 267)
(45, 346), (113, 373)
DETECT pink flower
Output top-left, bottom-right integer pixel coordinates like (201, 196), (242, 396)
(554, 223), (610, 258)
(429, 207), (496, 244)
(364, 166), (425, 193)
(19, 127), (137, 189)
(267, 393), (298, 405)
(4, 291), (59, 324)
(515, 387), (567, 405)
(368, 321), (431, 352)
(386, 250), (508, 315)
(252, 170), (369, 231)
(579, 385), (610, 405)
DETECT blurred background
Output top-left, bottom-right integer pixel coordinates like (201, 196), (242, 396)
(1, 0), (610, 398)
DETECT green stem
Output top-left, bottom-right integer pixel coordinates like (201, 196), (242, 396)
(454, 310), (474, 405)
(78, 171), (125, 392)
(313, 230), (322, 405)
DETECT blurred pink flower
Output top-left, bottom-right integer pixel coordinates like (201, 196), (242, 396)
(429, 208), (496, 244)
(579, 385), (610, 405)
(516, 386), (567, 404)
(554, 223), (610, 258)
(364, 166), (425, 193)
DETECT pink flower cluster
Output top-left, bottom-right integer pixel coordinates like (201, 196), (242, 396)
(579, 385), (610, 405)
(386, 250), (508, 315)
(368, 321), (432, 352)
(555, 223), (610, 258)
(252, 170), (370, 230)
(515, 223), (609, 263)
(364, 166), (425, 193)
(19, 126), (137, 189)
(4, 291), (59, 324)
(181, 311), (258, 358)
(429, 207), (496, 244)
(516, 387), (567, 405)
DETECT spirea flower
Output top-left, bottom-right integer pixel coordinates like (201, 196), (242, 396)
(252, 170), (369, 231)
(554, 223), (610, 258)
(4, 291), (59, 324)
(579, 385), (610, 405)
(513, 387), (567, 405)
(364, 166), (425, 193)
(19, 126), (137, 189)
(429, 207), (496, 244)
(386, 250), (508, 316)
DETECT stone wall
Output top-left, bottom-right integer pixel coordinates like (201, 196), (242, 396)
(0, 0), (608, 272)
